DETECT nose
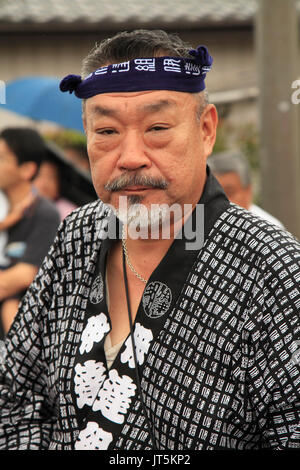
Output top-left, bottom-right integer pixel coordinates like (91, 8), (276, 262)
(117, 130), (151, 171)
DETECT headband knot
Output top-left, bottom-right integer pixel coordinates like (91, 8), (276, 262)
(188, 46), (213, 68)
(60, 74), (82, 93)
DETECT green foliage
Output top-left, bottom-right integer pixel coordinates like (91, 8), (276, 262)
(43, 129), (87, 150)
(236, 123), (260, 172)
(213, 120), (228, 153)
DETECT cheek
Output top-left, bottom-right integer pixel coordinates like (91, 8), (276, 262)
(164, 135), (202, 175)
(87, 146), (115, 200)
(4, 165), (20, 183)
(87, 132), (117, 166)
(87, 138), (106, 176)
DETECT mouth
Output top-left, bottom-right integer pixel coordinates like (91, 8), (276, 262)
(120, 186), (155, 193)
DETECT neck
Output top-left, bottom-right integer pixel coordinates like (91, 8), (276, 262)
(6, 182), (33, 209)
(122, 205), (194, 281)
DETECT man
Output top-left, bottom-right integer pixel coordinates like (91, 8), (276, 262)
(34, 160), (77, 220)
(0, 127), (60, 337)
(208, 150), (284, 227)
(0, 30), (299, 450)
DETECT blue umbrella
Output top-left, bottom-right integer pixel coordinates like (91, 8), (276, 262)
(1, 76), (84, 132)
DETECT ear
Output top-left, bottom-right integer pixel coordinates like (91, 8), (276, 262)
(82, 114), (87, 135)
(82, 101), (87, 135)
(20, 162), (38, 181)
(200, 104), (218, 159)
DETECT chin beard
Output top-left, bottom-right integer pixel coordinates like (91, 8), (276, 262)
(104, 173), (170, 232)
(116, 195), (169, 231)
(109, 195), (187, 243)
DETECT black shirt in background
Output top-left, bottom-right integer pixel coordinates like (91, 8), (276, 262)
(5, 196), (60, 268)
(0, 196), (60, 339)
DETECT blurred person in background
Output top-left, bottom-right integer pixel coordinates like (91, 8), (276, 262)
(34, 159), (77, 220)
(63, 144), (90, 173)
(0, 127), (60, 338)
(0, 191), (10, 268)
(207, 150), (284, 227)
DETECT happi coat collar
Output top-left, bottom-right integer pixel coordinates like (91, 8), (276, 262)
(71, 167), (229, 449)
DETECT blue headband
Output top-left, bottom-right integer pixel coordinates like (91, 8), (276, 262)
(59, 45), (213, 98)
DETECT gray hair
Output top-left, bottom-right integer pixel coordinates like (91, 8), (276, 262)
(82, 29), (196, 78)
(81, 29), (209, 118)
(207, 151), (252, 188)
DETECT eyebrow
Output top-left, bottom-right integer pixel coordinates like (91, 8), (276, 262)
(141, 99), (176, 114)
(91, 105), (116, 117)
(90, 99), (176, 118)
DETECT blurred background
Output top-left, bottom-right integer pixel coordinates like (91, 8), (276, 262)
(0, 0), (299, 236)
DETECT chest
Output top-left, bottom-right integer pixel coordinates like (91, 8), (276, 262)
(106, 262), (147, 345)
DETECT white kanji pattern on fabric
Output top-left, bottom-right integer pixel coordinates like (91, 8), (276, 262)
(120, 323), (153, 368)
(0, 187), (300, 450)
(75, 422), (113, 450)
(79, 313), (110, 354)
(74, 360), (106, 409)
(93, 369), (136, 424)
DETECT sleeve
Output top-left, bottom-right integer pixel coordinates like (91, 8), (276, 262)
(19, 199), (61, 268)
(0, 219), (67, 449)
(247, 238), (300, 449)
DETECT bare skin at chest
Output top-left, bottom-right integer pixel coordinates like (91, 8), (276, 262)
(106, 241), (147, 346)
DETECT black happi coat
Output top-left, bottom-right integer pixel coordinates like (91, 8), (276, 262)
(0, 169), (300, 450)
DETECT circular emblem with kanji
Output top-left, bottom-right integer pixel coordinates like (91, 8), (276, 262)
(89, 274), (104, 304)
(142, 281), (172, 319)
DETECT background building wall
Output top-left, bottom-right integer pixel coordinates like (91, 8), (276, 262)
(0, 28), (255, 92)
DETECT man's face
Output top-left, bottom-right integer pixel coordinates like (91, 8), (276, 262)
(0, 139), (22, 192)
(214, 171), (252, 209)
(84, 90), (217, 220)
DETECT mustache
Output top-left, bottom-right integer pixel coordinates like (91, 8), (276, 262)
(104, 173), (168, 192)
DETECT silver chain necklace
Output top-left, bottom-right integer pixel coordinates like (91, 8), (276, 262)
(121, 225), (147, 285)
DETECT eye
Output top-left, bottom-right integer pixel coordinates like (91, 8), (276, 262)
(96, 128), (117, 135)
(148, 125), (169, 132)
